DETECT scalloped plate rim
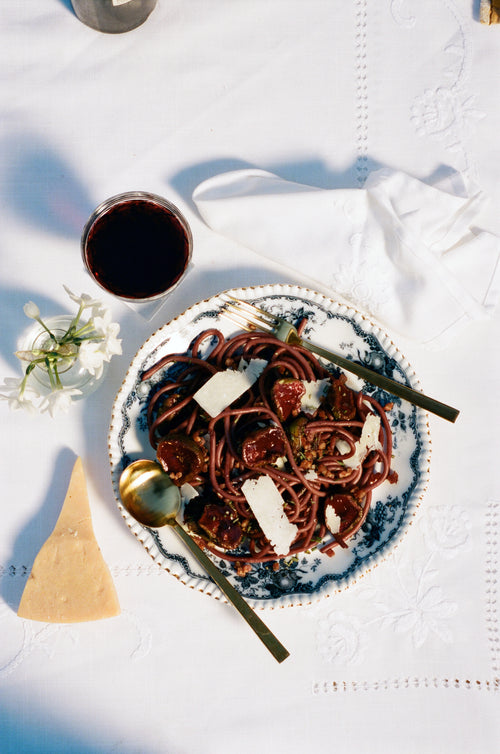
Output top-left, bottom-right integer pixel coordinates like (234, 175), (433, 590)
(108, 284), (432, 609)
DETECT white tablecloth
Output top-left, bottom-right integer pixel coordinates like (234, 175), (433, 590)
(1, 2), (499, 752)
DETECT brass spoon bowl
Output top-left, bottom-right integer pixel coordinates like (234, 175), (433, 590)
(119, 459), (289, 663)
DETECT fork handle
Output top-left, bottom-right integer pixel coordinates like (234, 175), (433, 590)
(298, 338), (459, 423)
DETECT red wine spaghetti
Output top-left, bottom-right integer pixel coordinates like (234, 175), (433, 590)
(141, 326), (396, 571)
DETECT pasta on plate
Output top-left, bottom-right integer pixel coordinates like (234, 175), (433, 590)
(141, 324), (397, 575)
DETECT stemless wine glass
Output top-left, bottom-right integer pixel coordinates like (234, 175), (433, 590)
(70, 0), (157, 34)
(81, 192), (193, 304)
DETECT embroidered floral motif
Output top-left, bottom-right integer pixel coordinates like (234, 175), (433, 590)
(333, 233), (392, 316)
(411, 87), (485, 153)
(313, 506), (471, 664)
(369, 555), (458, 649)
(403, 1), (485, 179)
(0, 599), (152, 678)
(122, 610), (153, 661)
(421, 505), (471, 560)
(390, 0), (416, 28)
(0, 615), (72, 679)
(316, 611), (367, 666)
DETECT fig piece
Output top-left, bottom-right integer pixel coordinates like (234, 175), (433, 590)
(198, 503), (243, 550)
(324, 493), (361, 534)
(156, 433), (206, 486)
(271, 378), (306, 421)
(327, 376), (356, 420)
(241, 425), (286, 467)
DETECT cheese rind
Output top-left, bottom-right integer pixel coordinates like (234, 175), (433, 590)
(17, 457), (120, 623)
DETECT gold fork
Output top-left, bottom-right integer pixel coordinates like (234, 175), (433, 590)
(222, 295), (459, 423)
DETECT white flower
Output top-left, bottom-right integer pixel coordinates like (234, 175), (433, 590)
(0, 377), (40, 414)
(78, 309), (122, 378)
(78, 340), (107, 379)
(1, 287), (122, 418)
(23, 302), (41, 319)
(93, 309), (122, 359)
(39, 387), (82, 417)
(63, 285), (104, 316)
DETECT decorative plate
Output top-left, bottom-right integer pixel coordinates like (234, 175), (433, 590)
(108, 284), (431, 608)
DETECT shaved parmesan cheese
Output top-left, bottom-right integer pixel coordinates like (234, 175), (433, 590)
(300, 378), (330, 415)
(341, 413), (382, 469)
(180, 483), (199, 503)
(238, 357), (268, 381)
(335, 438), (351, 456)
(325, 507), (342, 535)
(242, 476), (298, 556)
(194, 359), (267, 417)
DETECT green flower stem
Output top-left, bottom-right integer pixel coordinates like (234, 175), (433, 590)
(52, 362), (63, 389)
(19, 363), (36, 398)
(75, 333), (104, 343)
(34, 317), (57, 342)
(60, 321), (96, 344)
(44, 357), (56, 390)
(68, 304), (85, 332)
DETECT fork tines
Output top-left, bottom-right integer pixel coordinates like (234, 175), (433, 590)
(222, 296), (276, 334)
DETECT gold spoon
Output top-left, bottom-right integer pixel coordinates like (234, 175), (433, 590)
(119, 459), (289, 663)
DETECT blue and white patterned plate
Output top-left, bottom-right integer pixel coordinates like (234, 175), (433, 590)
(108, 284), (431, 608)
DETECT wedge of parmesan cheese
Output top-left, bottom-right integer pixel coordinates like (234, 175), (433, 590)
(194, 358), (267, 418)
(17, 457), (120, 623)
(340, 413), (382, 469)
(241, 475), (298, 557)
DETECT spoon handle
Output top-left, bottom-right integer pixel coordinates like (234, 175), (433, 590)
(173, 523), (290, 663)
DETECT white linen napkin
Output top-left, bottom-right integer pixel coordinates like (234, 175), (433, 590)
(193, 167), (500, 347)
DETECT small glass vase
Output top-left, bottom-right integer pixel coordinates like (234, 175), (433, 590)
(21, 315), (108, 399)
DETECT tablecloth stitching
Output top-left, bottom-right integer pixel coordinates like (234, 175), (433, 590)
(485, 500), (499, 676)
(354, 0), (369, 187)
(312, 676), (500, 694)
(311, 499), (500, 694)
